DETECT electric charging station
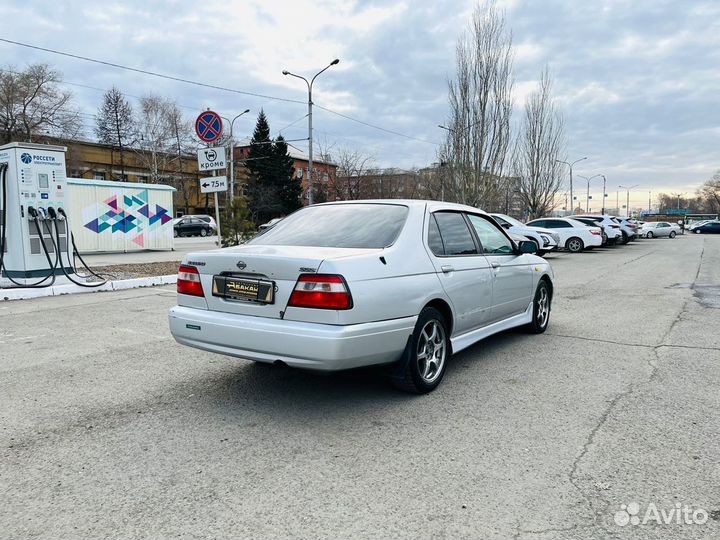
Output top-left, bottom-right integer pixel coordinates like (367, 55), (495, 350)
(0, 142), (76, 288)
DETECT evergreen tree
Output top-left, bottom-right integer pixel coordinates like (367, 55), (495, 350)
(245, 111), (301, 221)
(221, 197), (256, 247)
(274, 135), (302, 214)
(246, 110), (280, 222)
(95, 87), (134, 180)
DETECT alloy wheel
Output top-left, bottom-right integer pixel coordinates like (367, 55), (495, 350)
(537, 286), (550, 328)
(416, 320), (447, 384)
(567, 238), (582, 252)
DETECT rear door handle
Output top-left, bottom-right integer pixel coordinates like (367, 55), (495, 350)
(441, 265), (454, 273)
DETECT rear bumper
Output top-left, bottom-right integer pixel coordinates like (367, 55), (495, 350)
(169, 306), (416, 371)
(587, 235), (603, 247)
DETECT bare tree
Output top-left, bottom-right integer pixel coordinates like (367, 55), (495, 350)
(134, 95), (176, 183)
(95, 86), (134, 180)
(440, 0), (514, 208)
(698, 171), (720, 214)
(333, 147), (376, 200)
(512, 68), (566, 219)
(0, 64), (81, 144)
(167, 104), (195, 214)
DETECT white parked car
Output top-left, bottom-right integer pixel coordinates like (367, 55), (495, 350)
(490, 213), (560, 254)
(569, 215), (624, 244)
(525, 217), (603, 253)
(169, 200), (555, 393)
(640, 221), (681, 238)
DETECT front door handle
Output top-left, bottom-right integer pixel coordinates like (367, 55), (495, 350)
(490, 261), (501, 269)
(441, 265), (454, 273)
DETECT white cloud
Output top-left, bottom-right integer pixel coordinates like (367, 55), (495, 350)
(0, 0), (717, 192)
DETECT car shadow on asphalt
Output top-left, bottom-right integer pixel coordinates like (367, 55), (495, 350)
(182, 328), (530, 424)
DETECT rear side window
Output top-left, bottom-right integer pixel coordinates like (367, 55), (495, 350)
(427, 214), (445, 256)
(250, 204), (409, 248)
(432, 212), (478, 256)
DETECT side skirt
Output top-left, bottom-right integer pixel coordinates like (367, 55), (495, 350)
(451, 301), (533, 355)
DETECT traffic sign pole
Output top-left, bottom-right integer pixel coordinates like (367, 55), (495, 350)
(214, 190), (222, 246)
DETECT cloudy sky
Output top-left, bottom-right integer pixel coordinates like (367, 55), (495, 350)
(2, 0), (719, 208)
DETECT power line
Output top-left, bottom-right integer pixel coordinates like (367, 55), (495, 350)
(1, 38), (442, 147)
(314, 104), (440, 146)
(0, 38), (305, 105)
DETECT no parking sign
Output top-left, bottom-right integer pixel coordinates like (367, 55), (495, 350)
(195, 111), (223, 143)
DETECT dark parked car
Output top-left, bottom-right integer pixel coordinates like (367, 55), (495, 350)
(174, 217), (214, 237)
(692, 221), (720, 234)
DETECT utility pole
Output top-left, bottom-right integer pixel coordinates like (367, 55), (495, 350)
(556, 157), (587, 214)
(600, 175), (607, 214)
(648, 191), (651, 213)
(283, 59), (340, 206)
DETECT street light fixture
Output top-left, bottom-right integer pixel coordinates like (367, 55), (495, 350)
(222, 109), (250, 203)
(577, 174), (602, 213)
(282, 58), (340, 205)
(618, 184), (639, 217)
(556, 157), (587, 214)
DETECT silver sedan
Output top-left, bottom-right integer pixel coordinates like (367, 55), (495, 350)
(169, 200), (555, 393)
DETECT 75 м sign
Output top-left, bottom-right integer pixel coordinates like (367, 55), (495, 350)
(199, 175), (228, 194)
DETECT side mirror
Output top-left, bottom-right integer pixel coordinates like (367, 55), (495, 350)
(501, 223), (511, 229)
(518, 240), (537, 254)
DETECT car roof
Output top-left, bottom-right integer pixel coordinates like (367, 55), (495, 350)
(317, 199), (492, 216)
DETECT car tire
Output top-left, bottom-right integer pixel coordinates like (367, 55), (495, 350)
(646, 231), (654, 238)
(566, 237), (584, 253)
(391, 307), (450, 394)
(525, 280), (551, 334)
(200, 228), (208, 237)
(669, 231), (676, 238)
(695, 229), (702, 234)
(621, 232), (629, 244)
(173, 229), (178, 238)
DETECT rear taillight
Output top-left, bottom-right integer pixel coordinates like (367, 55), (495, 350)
(591, 229), (602, 235)
(177, 265), (204, 297)
(610, 224), (620, 229)
(288, 274), (353, 310)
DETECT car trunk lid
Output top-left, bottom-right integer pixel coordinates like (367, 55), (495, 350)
(184, 244), (376, 319)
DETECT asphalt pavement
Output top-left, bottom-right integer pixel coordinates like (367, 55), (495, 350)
(1, 235), (719, 539)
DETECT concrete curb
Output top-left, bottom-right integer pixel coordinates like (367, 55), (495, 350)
(1, 275), (177, 302)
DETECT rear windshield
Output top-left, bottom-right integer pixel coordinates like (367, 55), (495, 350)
(250, 204), (409, 249)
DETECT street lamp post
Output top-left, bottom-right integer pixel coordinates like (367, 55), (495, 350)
(556, 157), (587, 214)
(222, 109), (250, 203)
(600, 175), (608, 214)
(619, 184), (639, 217)
(282, 59), (340, 206)
(577, 174), (602, 212)
(675, 192), (687, 210)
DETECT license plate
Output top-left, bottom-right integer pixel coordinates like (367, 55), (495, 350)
(212, 275), (274, 303)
